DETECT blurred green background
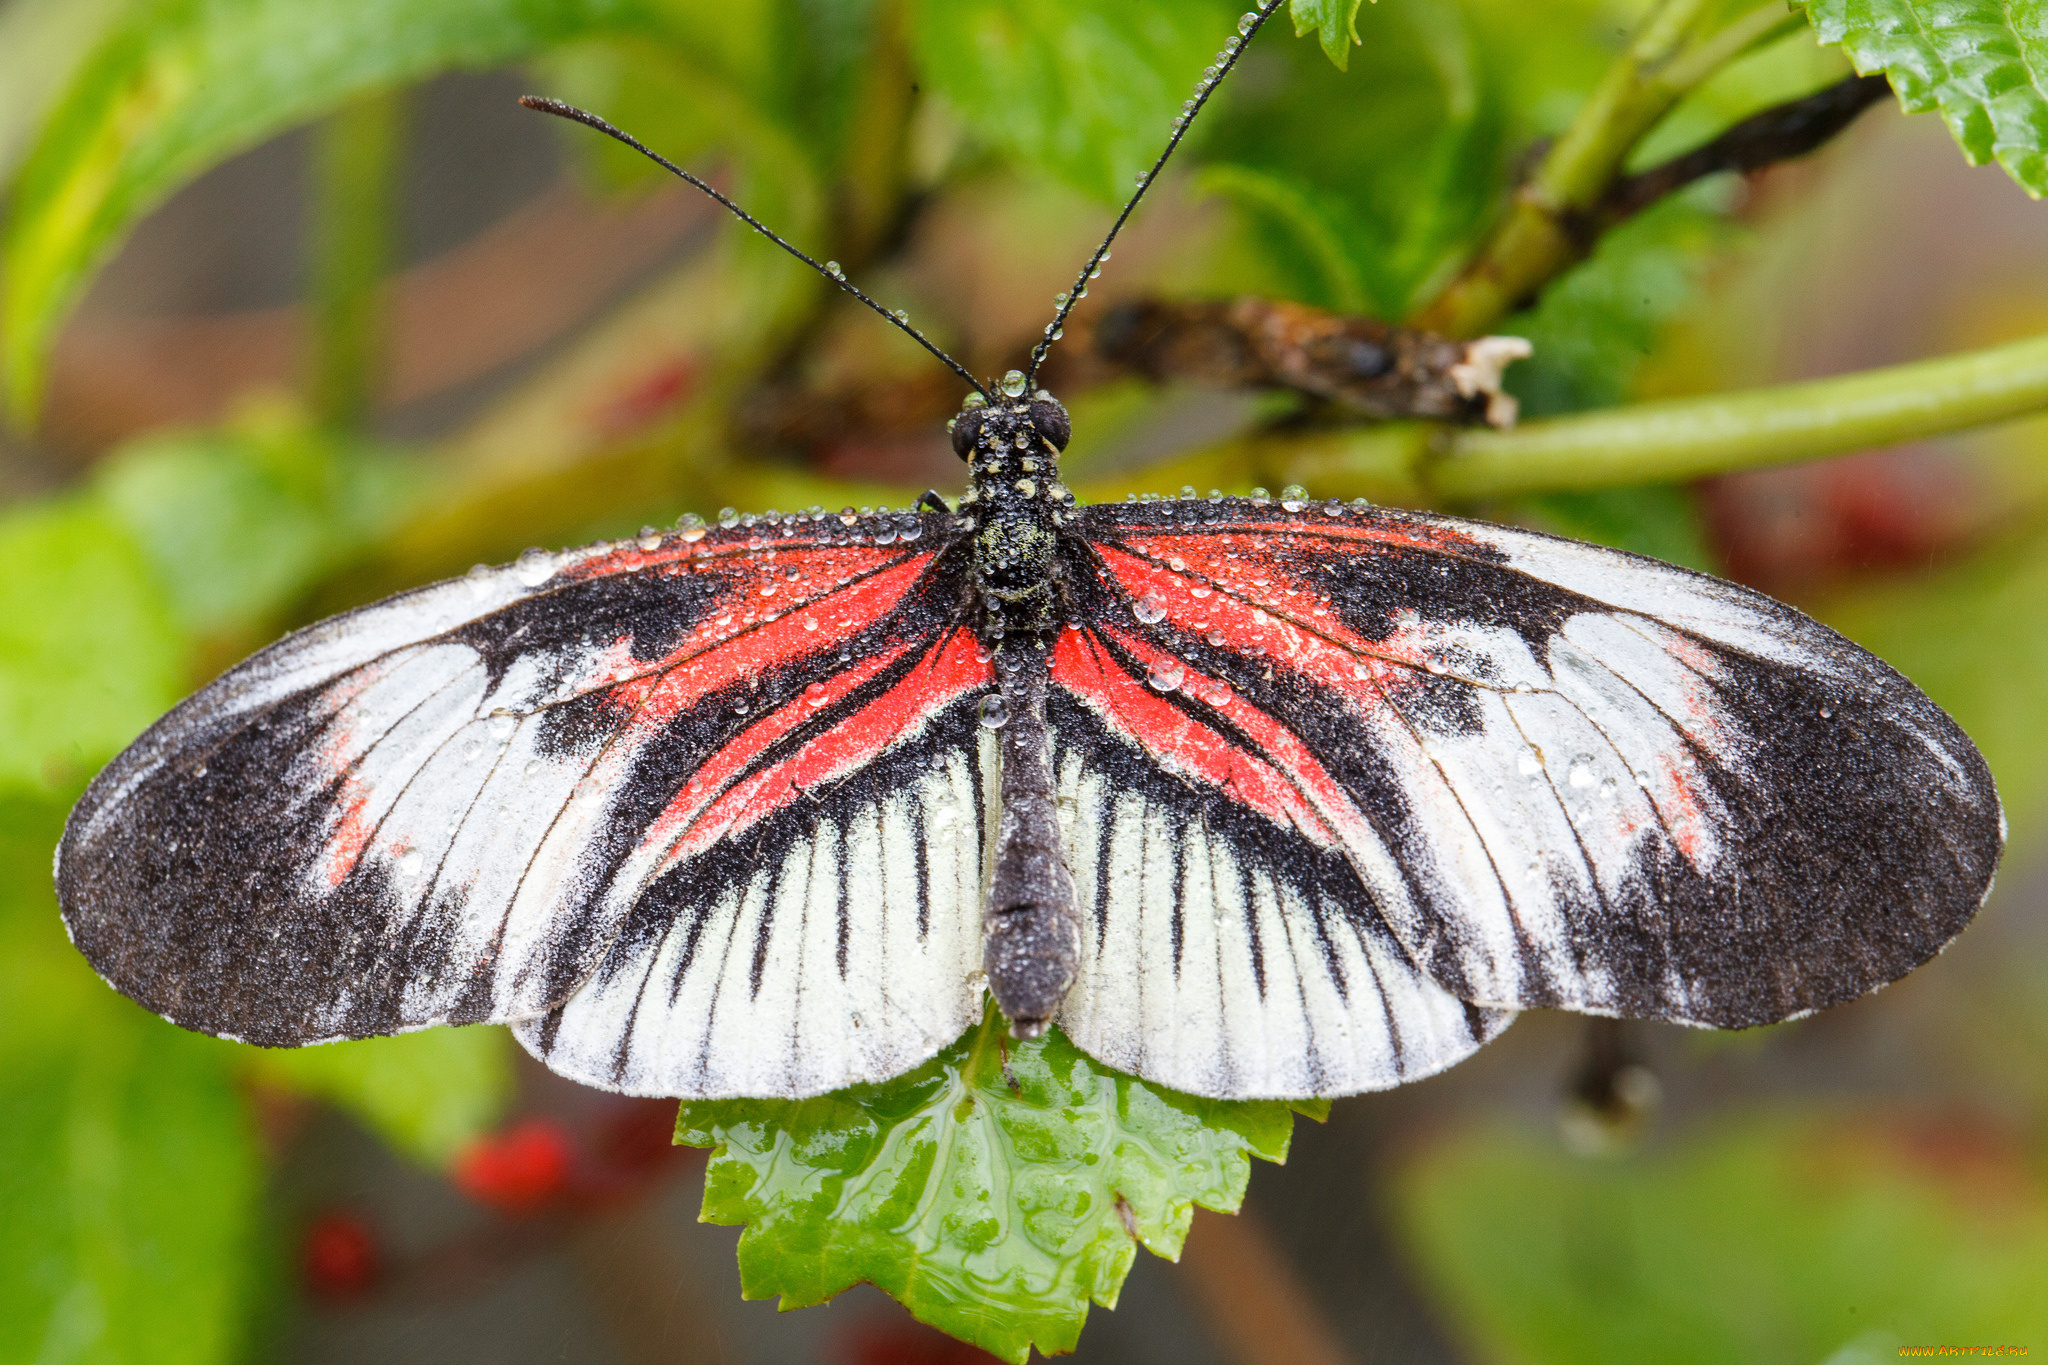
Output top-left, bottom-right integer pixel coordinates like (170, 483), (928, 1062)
(2, 0), (2045, 1361)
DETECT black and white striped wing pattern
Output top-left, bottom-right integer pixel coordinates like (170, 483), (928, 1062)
(57, 511), (995, 1100)
(1047, 679), (1512, 1100)
(514, 639), (999, 1099)
(1051, 497), (2000, 1095)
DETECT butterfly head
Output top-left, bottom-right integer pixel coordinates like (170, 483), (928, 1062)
(951, 374), (1070, 469)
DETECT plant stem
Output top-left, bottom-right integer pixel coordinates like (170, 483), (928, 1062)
(1259, 331), (2048, 503)
(1411, 0), (1798, 338)
(310, 88), (403, 431)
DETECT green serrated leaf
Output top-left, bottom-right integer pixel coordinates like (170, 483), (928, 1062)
(1797, 0), (2048, 196)
(1394, 1115), (2048, 1364)
(0, 497), (183, 795)
(2, 0), (664, 422)
(675, 1003), (1321, 1363)
(1290, 0), (1363, 70)
(0, 790), (260, 1365)
(909, 0), (1238, 203)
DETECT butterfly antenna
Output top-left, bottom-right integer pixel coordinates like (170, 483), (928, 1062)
(519, 96), (991, 401)
(1024, 1), (1288, 386)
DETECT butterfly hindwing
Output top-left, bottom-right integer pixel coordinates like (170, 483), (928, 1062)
(55, 511), (974, 1063)
(1061, 498), (2002, 1036)
(1048, 669), (1512, 1099)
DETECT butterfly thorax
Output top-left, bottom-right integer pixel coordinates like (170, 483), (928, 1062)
(955, 392), (1076, 641)
(951, 388), (1082, 1036)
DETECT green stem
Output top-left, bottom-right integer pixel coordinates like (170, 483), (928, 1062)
(1261, 331), (2048, 503)
(309, 88), (403, 431)
(1411, 0), (1794, 338)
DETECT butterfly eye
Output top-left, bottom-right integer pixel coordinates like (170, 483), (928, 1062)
(1028, 398), (1071, 451)
(950, 409), (987, 461)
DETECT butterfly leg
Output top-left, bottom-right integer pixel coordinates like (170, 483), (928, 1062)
(917, 490), (953, 515)
(984, 646), (1082, 1038)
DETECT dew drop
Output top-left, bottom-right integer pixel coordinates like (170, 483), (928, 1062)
(1239, 11), (1259, 34)
(1001, 369), (1029, 397)
(1147, 660), (1185, 692)
(635, 526), (663, 551)
(1568, 758), (1596, 789)
(826, 260), (843, 277)
(1189, 585), (1212, 599)
(1200, 680), (1233, 707)
(1279, 484), (1308, 512)
(979, 694), (1010, 728)
(718, 507), (739, 527)
(1134, 592), (1168, 624)
(515, 548), (553, 586)
(806, 682), (830, 707)
(1206, 630), (1226, 647)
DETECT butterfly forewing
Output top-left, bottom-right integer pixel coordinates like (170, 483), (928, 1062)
(515, 627), (999, 1098)
(55, 510), (977, 1059)
(1058, 498), (2002, 1038)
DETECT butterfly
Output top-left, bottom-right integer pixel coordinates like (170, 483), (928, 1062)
(54, 1), (2002, 1103)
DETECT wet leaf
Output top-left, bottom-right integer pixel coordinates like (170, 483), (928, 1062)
(1798, 0), (2048, 197)
(675, 1003), (1322, 1363)
(1289, 0), (1362, 70)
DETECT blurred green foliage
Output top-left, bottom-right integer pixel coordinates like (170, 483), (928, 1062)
(1396, 1116), (2048, 1363)
(3, 0), (2047, 1359)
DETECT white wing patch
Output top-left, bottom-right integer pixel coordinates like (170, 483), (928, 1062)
(1050, 724), (1510, 1100)
(515, 732), (996, 1098)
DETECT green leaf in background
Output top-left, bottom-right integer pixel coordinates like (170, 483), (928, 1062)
(910, 0), (1238, 204)
(245, 1029), (513, 1168)
(0, 498), (181, 794)
(1394, 1114), (2048, 1365)
(0, 0), (130, 182)
(2, 0), (667, 422)
(0, 791), (260, 1365)
(1202, 0), (1508, 319)
(92, 402), (419, 639)
(1797, 0), (2048, 197)
(1505, 193), (1740, 418)
(676, 1003), (1321, 1363)
(1814, 515), (2048, 843)
(1515, 485), (1714, 572)
(1289, 0), (1363, 70)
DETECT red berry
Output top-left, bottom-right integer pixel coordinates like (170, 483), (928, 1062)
(301, 1211), (379, 1299)
(453, 1118), (575, 1214)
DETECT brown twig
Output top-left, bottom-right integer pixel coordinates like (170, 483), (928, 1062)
(1094, 297), (1531, 427)
(1598, 72), (1892, 226)
(1178, 1208), (1356, 1365)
